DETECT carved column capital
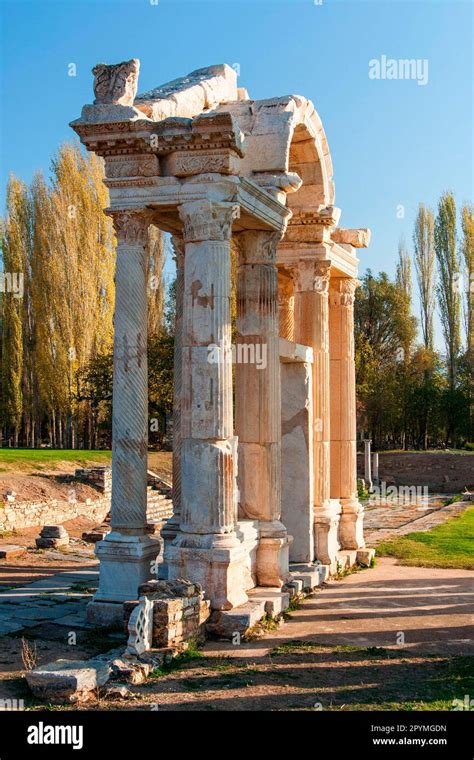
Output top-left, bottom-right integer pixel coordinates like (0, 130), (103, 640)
(330, 277), (359, 307)
(236, 229), (283, 265)
(294, 259), (331, 293)
(178, 200), (239, 243)
(109, 210), (151, 246)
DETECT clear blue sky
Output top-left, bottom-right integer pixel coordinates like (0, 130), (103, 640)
(1, 0), (472, 345)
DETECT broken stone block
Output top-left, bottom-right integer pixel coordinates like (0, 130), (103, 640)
(109, 657), (151, 685)
(126, 596), (154, 656)
(0, 545), (26, 560)
(26, 658), (110, 703)
(35, 525), (70, 550)
(356, 548), (375, 566)
(35, 536), (69, 549)
(40, 525), (69, 538)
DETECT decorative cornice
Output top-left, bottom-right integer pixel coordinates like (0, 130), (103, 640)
(179, 200), (239, 243)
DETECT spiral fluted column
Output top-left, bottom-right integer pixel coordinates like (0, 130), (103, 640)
(88, 210), (160, 626)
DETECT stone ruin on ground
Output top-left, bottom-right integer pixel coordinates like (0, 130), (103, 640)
(68, 58), (375, 636)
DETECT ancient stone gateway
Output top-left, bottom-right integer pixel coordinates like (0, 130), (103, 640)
(71, 61), (372, 627)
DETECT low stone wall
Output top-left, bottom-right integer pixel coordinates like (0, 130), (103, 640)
(74, 466), (112, 496)
(0, 497), (110, 532)
(0, 489), (173, 533)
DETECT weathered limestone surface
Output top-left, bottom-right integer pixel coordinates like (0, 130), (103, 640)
(70, 58), (370, 621)
(281, 356), (314, 562)
(294, 257), (341, 565)
(329, 277), (365, 549)
(235, 230), (291, 587)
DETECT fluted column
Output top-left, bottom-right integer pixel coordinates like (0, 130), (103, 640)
(236, 230), (291, 587)
(294, 257), (340, 565)
(329, 277), (365, 548)
(88, 210), (160, 625)
(166, 200), (247, 610)
(160, 236), (185, 577)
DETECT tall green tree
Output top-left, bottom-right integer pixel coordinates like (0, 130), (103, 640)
(435, 192), (461, 443)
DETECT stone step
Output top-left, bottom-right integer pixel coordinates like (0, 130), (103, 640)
(247, 587), (290, 617)
(289, 562), (330, 590)
(336, 550), (358, 570)
(207, 598), (266, 639)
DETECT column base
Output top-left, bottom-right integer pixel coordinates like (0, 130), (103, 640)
(314, 499), (341, 566)
(167, 531), (249, 610)
(339, 498), (365, 549)
(158, 515), (181, 579)
(89, 531), (161, 621)
(256, 520), (292, 587)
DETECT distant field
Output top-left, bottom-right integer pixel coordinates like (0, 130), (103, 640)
(0, 448), (173, 482)
(377, 507), (474, 570)
(0, 449), (112, 470)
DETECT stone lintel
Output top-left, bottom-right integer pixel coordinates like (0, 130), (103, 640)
(278, 241), (359, 279)
(279, 338), (313, 364)
(332, 227), (371, 248)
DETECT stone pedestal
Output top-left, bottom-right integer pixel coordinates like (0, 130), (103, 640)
(236, 230), (291, 587)
(295, 257), (340, 564)
(329, 277), (365, 550)
(166, 200), (248, 610)
(88, 211), (160, 626)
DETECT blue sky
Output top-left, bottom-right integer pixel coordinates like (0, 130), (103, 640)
(0, 0), (472, 346)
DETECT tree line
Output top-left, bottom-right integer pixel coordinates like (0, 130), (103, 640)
(0, 142), (172, 449)
(355, 193), (473, 450)
(0, 142), (472, 451)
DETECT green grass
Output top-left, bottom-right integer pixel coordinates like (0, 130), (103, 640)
(377, 506), (474, 569)
(0, 448), (111, 469)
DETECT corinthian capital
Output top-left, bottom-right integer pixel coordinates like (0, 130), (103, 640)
(109, 210), (151, 246)
(330, 277), (359, 307)
(295, 259), (331, 293)
(179, 200), (239, 243)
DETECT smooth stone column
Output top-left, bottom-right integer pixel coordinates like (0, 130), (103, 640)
(329, 277), (365, 549)
(295, 257), (340, 566)
(160, 236), (184, 578)
(364, 439), (373, 490)
(167, 200), (248, 610)
(372, 452), (379, 485)
(236, 230), (291, 587)
(89, 210), (160, 626)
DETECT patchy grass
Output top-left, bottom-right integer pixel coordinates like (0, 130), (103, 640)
(377, 506), (474, 569)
